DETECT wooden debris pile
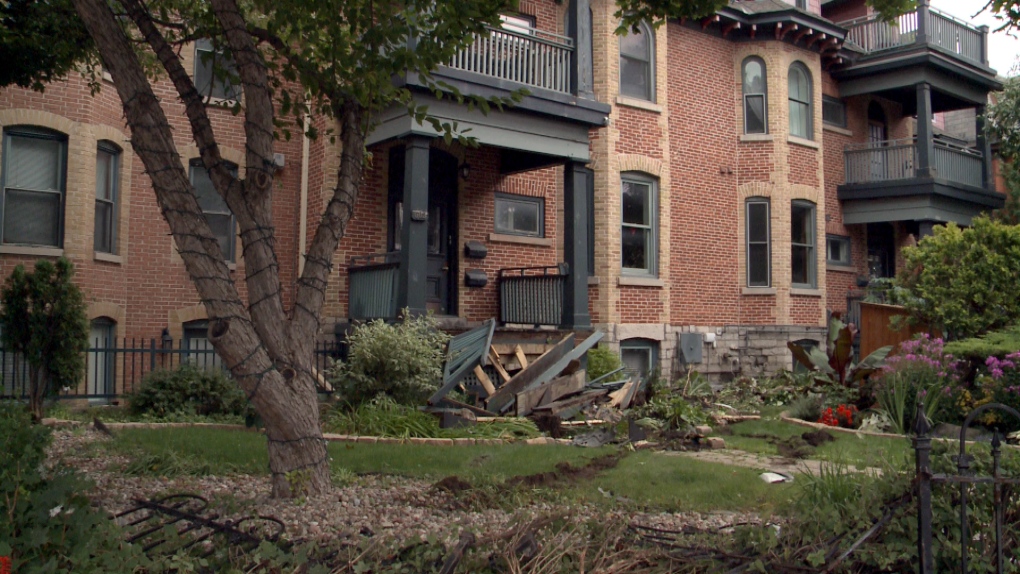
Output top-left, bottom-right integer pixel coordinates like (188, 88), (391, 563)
(425, 321), (637, 425)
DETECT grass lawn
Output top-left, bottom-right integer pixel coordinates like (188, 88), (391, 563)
(718, 416), (913, 469)
(105, 427), (790, 513)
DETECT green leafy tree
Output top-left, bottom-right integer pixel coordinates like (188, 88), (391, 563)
(988, 72), (1020, 224)
(0, 0), (919, 496)
(0, 259), (89, 422)
(896, 216), (1020, 340)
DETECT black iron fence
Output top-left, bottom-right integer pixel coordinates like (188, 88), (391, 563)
(0, 338), (345, 401)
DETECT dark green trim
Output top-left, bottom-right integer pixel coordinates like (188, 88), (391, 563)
(837, 178), (1005, 209)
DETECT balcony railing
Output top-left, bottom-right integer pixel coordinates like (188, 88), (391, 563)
(843, 138), (984, 188)
(446, 26), (574, 94)
(348, 252), (399, 321)
(498, 264), (566, 326)
(841, 7), (986, 65)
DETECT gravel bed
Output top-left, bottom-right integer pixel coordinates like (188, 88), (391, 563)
(46, 428), (764, 546)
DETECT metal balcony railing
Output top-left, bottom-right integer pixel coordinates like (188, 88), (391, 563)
(840, 7), (987, 65)
(843, 138), (984, 188)
(446, 26), (574, 94)
(498, 264), (566, 326)
(347, 252), (400, 321)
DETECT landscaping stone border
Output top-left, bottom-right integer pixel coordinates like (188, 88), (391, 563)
(780, 412), (1020, 449)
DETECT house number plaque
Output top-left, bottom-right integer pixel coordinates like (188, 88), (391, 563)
(410, 209), (428, 222)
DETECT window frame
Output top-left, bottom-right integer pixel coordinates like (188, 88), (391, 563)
(826, 234), (852, 266)
(620, 338), (659, 381)
(493, 192), (544, 238)
(620, 172), (658, 277)
(0, 126), (67, 248)
(746, 197), (771, 288)
(87, 317), (117, 398)
(822, 95), (847, 128)
(788, 62), (814, 140)
(188, 159), (238, 262)
(742, 56), (768, 135)
(95, 141), (121, 254)
(194, 38), (242, 102)
(619, 20), (655, 102)
(791, 200), (817, 289)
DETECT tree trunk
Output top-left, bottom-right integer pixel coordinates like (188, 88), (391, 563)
(262, 370), (331, 497)
(28, 366), (46, 423)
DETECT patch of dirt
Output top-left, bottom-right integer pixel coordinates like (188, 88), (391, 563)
(530, 414), (563, 438)
(801, 429), (835, 447)
(774, 437), (814, 460)
(432, 475), (472, 494)
(507, 452), (625, 489)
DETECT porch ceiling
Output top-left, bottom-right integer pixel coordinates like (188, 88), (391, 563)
(367, 96), (594, 162)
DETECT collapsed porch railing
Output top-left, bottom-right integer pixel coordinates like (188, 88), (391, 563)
(0, 338), (344, 401)
(498, 264), (566, 326)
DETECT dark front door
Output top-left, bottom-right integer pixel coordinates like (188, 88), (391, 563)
(867, 222), (895, 279)
(389, 146), (458, 315)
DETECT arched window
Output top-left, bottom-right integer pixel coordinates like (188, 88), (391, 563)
(0, 126), (67, 247)
(95, 141), (121, 254)
(619, 21), (654, 101)
(789, 63), (813, 140)
(742, 57), (767, 134)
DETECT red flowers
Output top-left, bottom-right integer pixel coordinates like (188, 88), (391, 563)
(818, 404), (857, 428)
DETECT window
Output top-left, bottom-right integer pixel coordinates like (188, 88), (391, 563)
(826, 235), (851, 266)
(183, 320), (224, 370)
(500, 13), (535, 34)
(0, 126), (66, 247)
(791, 200), (816, 288)
(189, 160), (237, 262)
(788, 63), (813, 140)
(619, 21), (654, 101)
(620, 338), (659, 381)
(795, 0), (808, 9)
(95, 142), (120, 254)
(621, 173), (657, 276)
(742, 57), (767, 134)
(746, 198), (771, 287)
(87, 318), (116, 397)
(194, 39), (241, 101)
(494, 193), (543, 237)
(822, 96), (847, 128)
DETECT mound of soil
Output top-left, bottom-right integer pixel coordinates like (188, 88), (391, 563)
(507, 452), (625, 488)
(432, 475), (473, 494)
(801, 429), (835, 447)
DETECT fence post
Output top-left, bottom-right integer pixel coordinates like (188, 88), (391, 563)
(149, 338), (157, 373)
(914, 402), (934, 574)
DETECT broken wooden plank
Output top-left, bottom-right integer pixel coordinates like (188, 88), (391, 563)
(432, 397), (492, 418)
(474, 365), (496, 396)
(519, 331), (604, 394)
(491, 343), (554, 356)
(608, 382), (632, 408)
(489, 347), (511, 383)
(515, 370), (585, 417)
(485, 334), (575, 414)
(619, 377), (641, 410)
(427, 319), (496, 406)
(533, 389), (609, 418)
(514, 345), (529, 370)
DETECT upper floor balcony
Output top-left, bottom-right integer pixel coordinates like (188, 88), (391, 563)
(843, 137), (983, 189)
(841, 6), (988, 67)
(445, 25), (574, 95)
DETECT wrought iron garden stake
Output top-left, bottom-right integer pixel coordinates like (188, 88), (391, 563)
(914, 402), (935, 574)
(992, 430), (1004, 574)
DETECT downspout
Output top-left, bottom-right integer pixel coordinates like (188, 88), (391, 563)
(298, 112), (311, 276)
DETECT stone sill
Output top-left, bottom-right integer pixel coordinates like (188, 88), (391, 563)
(488, 233), (553, 247)
(588, 276), (600, 286)
(615, 95), (662, 114)
(739, 134), (773, 143)
(618, 276), (664, 288)
(823, 124), (853, 137)
(94, 252), (123, 264)
(826, 264), (856, 274)
(790, 288), (823, 297)
(0, 245), (63, 257)
(742, 287), (776, 295)
(788, 136), (820, 150)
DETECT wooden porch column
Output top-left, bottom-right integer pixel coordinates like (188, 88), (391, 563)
(567, 0), (594, 100)
(397, 136), (431, 316)
(562, 161), (591, 329)
(916, 83), (935, 178)
(975, 105), (994, 190)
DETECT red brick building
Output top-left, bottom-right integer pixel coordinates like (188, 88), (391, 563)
(0, 0), (1004, 395)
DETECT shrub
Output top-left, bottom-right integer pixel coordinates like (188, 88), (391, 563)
(873, 334), (962, 432)
(0, 402), (152, 572)
(897, 217), (1020, 340)
(634, 394), (707, 432)
(977, 352), (1020, 433)
(129, 363), (250, 420)
(327, 311), (450, 406)
(586, 345), (624, 382)
(0, 258), (88, 420)
(944, 324), (1020, 363)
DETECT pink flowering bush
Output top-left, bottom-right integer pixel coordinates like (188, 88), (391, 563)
(981, 351), (1020, 432)
(873, 334), (964, 432)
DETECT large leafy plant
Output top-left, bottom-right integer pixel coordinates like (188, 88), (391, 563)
(788, 314), (892, 398)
